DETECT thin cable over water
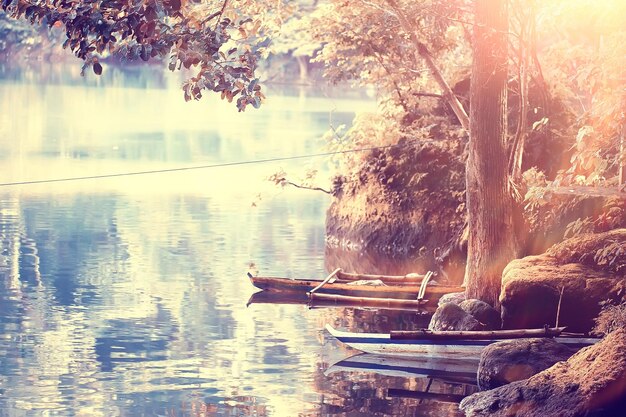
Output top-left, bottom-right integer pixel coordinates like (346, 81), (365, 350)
(0, 143), (412, 187)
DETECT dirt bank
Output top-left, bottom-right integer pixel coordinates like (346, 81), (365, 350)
(326, 138), (467, 283)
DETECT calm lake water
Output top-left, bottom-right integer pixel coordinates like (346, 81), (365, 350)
(0, 64), (472, 416)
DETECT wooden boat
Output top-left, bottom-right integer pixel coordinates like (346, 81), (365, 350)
(325, 325), (600, 358)
(325, 352), (478, 384)
(247, 273), (463, 301)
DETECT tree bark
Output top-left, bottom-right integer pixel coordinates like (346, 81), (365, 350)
(464, 0), (519, 307)
(618, 92), (626, 191)
(618, 116), (626, 190)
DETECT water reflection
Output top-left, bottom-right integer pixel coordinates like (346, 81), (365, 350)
(0, 65), (471, 416)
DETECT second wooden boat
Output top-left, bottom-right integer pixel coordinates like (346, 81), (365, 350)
(325, 325), (600, 358)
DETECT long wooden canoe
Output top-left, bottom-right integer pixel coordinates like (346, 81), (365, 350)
(247, 274), (464, 301)
(325, 325), (600, 358)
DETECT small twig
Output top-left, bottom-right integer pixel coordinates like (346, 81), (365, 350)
(283, 180), (332, 195)
(412, 92), (444, 99)
(213, 0), (229, 31)
(555, 286), (565, 328)
(200, 10), (222, 26)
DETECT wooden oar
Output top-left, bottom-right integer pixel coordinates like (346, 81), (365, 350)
(308, 268), (341, 296)
(390, 326), (567, 340)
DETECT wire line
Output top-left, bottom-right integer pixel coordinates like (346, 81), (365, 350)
(0, 143), (404, 187)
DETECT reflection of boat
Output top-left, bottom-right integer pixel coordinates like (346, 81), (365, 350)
(246, 290), (429, 311)
(246, 290), (310, 307)
(325, 353), (478, 385)
(325, 325), (600, 358)
(247, 274), (463, 301)
(386, 388), (468, 403)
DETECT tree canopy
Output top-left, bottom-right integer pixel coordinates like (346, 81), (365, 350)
(1, 0), (285, 110)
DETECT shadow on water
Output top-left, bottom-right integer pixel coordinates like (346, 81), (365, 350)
(0, 64), (472, 416)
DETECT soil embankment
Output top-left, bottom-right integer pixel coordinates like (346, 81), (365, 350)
(326, 139), (467, 282)
(327, 145), (626, 286)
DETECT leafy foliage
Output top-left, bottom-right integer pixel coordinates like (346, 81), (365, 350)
(563, 217), (595, 239)
(594, 301), (626, 336)
(0, 9), (39, 54)
(1, 0), (280, 110)
(269, 1), (320, 58)
(311, 0), (470, 118)
(547, 229), (626, 276)
(537, 0), (626, 185)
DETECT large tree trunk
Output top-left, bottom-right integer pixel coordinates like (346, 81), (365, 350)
(618, 92), (626, 191)
(618, 116), (626, 190)
(464, 0), (519, 307)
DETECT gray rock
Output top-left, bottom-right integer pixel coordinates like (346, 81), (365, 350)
(428, 302), (484, 331)
(477, 338), (575, 390)
(460, 330), (626, 417)
(437, 291), (466, 307)
(459, 299), (501, 330)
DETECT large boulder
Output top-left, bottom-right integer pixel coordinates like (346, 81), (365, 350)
(477, 338), (575, 390)
(460, 329), (626, 417)
(500, 229), (626, 332)
(438, 291), (466, 307)
(428, 302), (484, 331)
(460, 299), (500, 330)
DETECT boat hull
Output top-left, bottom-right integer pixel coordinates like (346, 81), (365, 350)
(249, 275), (463, 300)
(326, 325), (600, 358)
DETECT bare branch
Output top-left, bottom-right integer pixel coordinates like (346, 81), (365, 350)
(282, 181), (332, 195)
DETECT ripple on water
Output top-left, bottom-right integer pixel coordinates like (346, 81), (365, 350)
(0, 72), (475, 416)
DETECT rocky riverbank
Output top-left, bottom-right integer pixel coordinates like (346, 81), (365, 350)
(325, 128), (626, 416)
(424, 227), (626, 415)
(460, 329), (626, 416)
